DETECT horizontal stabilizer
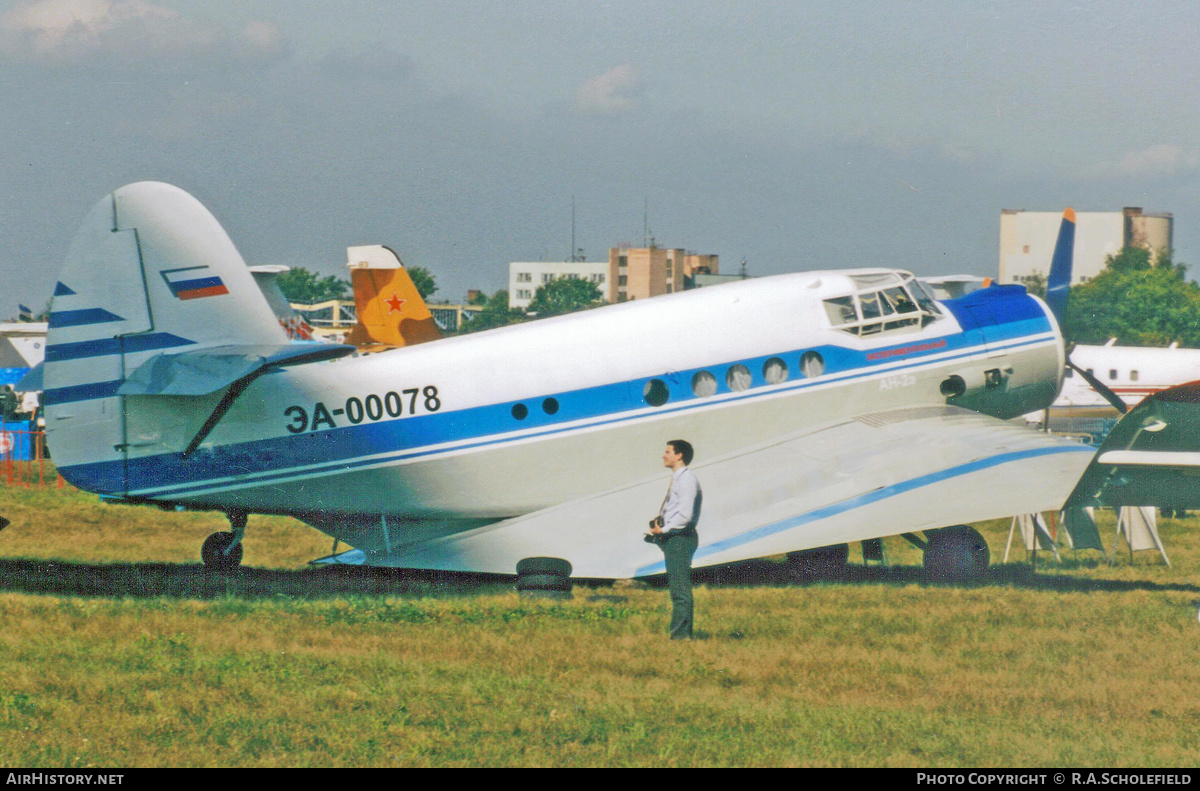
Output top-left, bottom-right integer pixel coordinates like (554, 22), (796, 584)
(119, 343), (354, 397)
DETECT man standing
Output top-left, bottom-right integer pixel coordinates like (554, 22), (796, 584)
(648, 439), (702, 639)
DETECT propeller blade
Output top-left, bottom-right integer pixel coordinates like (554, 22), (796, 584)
(1067, 358), (1128, 414)
(1045, 208), (1076, 327)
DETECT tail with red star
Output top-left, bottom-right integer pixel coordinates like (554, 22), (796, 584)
(344, 245), (442, 350)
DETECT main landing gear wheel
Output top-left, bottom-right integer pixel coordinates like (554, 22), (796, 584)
(201, 510), (247, 572)
(923, 525), (989, 582)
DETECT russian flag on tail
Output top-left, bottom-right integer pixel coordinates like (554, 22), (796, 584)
(161, 266), (229, 300)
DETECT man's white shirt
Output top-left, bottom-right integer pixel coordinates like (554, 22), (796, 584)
(659, 466), (702, 533)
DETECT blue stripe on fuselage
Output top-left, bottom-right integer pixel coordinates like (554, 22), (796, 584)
(59, 293), (1054, 498)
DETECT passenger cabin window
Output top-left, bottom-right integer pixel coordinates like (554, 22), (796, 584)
(1109, 369), (1118, 380)
(822, 276), (939, 337)
(1131, 370), (1139, 382)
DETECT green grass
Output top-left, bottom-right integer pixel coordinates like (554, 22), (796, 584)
(2, 475), (1200, 766)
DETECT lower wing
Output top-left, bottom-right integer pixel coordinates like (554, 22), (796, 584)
(319, 404), (1096, 578)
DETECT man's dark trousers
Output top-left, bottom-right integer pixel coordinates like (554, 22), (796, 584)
(661, 529), (698, 639)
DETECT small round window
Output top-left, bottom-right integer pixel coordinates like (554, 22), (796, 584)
(726, 364), (752, 392)
(691, 370), (717, 397)
(800, 351), (825, 378)
(643, 379), (670, 407)
(511, 403), (528, 420)
(763, 357), (788, 385)
(542, 397), (559, 415)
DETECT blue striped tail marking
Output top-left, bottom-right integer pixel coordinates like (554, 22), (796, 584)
(43, 379), (124, 406)
(45, 333), (195, 363)
(48, 308), (125, 328)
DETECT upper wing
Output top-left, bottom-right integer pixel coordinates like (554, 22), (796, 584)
(1066, 381), (1200, 510)
(338, 404), (1096, 578)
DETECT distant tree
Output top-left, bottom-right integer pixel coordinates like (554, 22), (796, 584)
(526, 278), (604, 318)
(276, 267), (350, 304)
(458, 290), (525, 334)
(1022, 271), (1046, 299)
(1064, 247), (1200, 346)
(408, 266), (437, 300)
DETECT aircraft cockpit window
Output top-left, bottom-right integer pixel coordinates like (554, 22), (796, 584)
(823, 296), (857, 327)
(858, 293), (882, 321)
(906, 279), (942, 316)
(882, 287), (917, 314)
(824, 281), (940, 337)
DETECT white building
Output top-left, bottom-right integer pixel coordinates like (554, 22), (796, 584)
(508, 261), (609, 309)
(999, 207), (1173, 287)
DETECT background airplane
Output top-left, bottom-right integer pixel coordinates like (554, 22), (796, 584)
(42, 183), (1190, 581)
(1054, 341), (1200, 415)
(343, 245), (443, 350)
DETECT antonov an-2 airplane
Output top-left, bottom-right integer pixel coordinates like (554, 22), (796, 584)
(37, 183), (1195, 579)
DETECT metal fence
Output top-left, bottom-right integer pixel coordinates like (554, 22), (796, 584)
(0, 424), (61, 489)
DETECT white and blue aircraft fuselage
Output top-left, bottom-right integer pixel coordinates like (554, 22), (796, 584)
(41, 183), (1098, 578)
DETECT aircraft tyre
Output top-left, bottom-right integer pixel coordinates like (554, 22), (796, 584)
(785, 544), (850, 581)
(516, 573), (571, 590)
(201, 532), (243, 572)
(515, 557), (572, 598)
(923, 526), (989, 582)
(516, 557), (572, 577)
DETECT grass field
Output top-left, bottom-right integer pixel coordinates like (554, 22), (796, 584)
(2, 475), (1200, 767)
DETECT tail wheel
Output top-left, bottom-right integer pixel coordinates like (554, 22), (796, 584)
(923, 525), (989, 582)
(201, 532), (243, 572)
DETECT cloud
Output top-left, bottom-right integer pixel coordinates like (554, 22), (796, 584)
(0, 0), (287, 70)
(1085, 144), (1199, 179)
(575, 64), (642, 116)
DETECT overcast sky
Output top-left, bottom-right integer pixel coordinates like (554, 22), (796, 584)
(2, 0), (1198, 316)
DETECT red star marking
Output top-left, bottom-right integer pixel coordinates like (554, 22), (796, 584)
(386, 293), (406, 313)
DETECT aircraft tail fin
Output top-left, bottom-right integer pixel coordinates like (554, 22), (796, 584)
(44, 182), (290, 492)
(249, 265), (317, 340)
(1045, 207), (1075, 325)
(344, 246), (442, 349)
